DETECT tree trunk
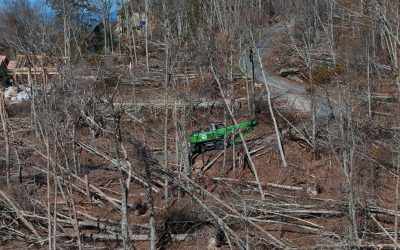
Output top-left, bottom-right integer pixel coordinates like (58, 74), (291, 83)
(254, 44), (288, 168)
(211, 63), (266, 200)
(366, 40), (372, 119)
(46, 138), (52, 250)
(116, 132), (131, 249)
(143, 158), (156, 250)
(145, 0), (150, 74)
(0, 92), (10, 187)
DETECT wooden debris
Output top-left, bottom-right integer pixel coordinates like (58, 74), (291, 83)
(0, 189), (42, 243)
(212, 176), (303, 191)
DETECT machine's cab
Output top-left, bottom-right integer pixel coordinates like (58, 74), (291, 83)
(210, 123), (224, 131)
(191, 123), (224, 134)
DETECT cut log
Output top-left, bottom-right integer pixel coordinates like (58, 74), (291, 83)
(202, 151), (224, 171)
(278, 68), (299, 77)
(0, 189), (42, 243)
(76, 211), (150, 230)
(368, 206), (400, 217)
(212, 177), (303, 191)
(78, 233), (188, 242)
(370, 215), (400, 248)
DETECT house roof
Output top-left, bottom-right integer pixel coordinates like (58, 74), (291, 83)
(7, 60), (16, 71)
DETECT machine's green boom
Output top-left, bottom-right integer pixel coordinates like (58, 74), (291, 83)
(189, 120), (258, 153)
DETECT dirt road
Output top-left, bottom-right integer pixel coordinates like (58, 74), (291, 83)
(240, 23), (338, 119)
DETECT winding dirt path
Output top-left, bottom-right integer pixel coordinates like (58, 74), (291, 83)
(240, 23), (337, 119)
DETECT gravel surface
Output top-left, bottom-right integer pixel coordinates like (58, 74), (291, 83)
(240, 23), (339, 119)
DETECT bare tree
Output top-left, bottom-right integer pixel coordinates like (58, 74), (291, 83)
(0, 92), (10, 186)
